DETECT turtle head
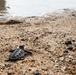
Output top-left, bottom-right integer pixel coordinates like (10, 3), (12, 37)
(19, 45), (25, 50)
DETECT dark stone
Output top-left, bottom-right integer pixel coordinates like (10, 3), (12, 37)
(72, 13), (76, 17)
(36, 37), (38, 39)
(5, 63), (10, 67)
(21, 38), (25, 41)
(72, 40), (75, 42)
(63, 49), (68, 53)
(65, 40), (72, 45)
(64, 33), (66, 37)
(68, 46), (73, 50)
(7, 72), (13, 75)
(34, 72), (41, 75)
(49, 32), (52, 34)
(6, 20), (22, 24)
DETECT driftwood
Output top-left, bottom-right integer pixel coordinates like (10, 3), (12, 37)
(0, 17), (24, 25)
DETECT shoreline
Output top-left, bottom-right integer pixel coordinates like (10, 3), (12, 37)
(0, 8), (76, 23)
(0, 9), (76, 75)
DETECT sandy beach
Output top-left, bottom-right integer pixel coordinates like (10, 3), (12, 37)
(0, 9), (76, 75)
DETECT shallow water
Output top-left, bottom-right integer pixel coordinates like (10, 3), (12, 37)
(0, 0), (76, 17)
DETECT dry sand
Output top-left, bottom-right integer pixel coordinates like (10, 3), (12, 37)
(0, 9), (76, 75)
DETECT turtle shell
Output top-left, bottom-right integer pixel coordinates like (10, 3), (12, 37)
(9, 48), (25, 60)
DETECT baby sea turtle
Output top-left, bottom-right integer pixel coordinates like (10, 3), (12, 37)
(5, 45), (32, 61)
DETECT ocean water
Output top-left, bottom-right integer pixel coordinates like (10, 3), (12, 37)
(0, 0), (76, 17)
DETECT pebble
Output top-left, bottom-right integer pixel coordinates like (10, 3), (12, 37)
(68, 45), (73, 50)
(33, 72), (41, 75)
(0, 64), (5, 69)
(59, 57), (64, 61)
(61, 66), (66, 72)
(20, 38), (25, 41)
(7, 72), (13, 75)
(55, 64), (59, 67)
(5, 63), (10, 67)
(63, 49), (68, 53)
(68, 56), (73, 59)
(72, 40), (75, 42)
(65, 40), (72, 45)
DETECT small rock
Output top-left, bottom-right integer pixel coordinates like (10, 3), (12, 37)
(33, 72), (41, 75)
(72, 40), (75, 42)
(28, 69), (32, 71)
(63, 49), (68, 53)
(36, 37), (38, 39)
(0, 64), (5, 69)
(5, 63), (10, 67)
(72, 13), (76, 17)
(5, 19), (22, 24)
(21, 38), (25, 41)
(55, 64), (59, 68)
(7, 72), (13, 75)
(68, 45), (73, 50)
(68, 56), (73, 59)
(65, 40), (72, 45)
(61, 66), (66, 72)
(59, 57), (64, 61)
(31, 60), (35, 62)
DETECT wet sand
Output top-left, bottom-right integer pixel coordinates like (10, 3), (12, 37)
(0, 9), (76, 75)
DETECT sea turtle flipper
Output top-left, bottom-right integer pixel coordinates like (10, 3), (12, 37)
(9, 50), (15, 52)
(5, 58), (10, 61)
(24, 50), (32, 55)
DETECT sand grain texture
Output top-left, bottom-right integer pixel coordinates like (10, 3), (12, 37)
(0, 9), (76, 75)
